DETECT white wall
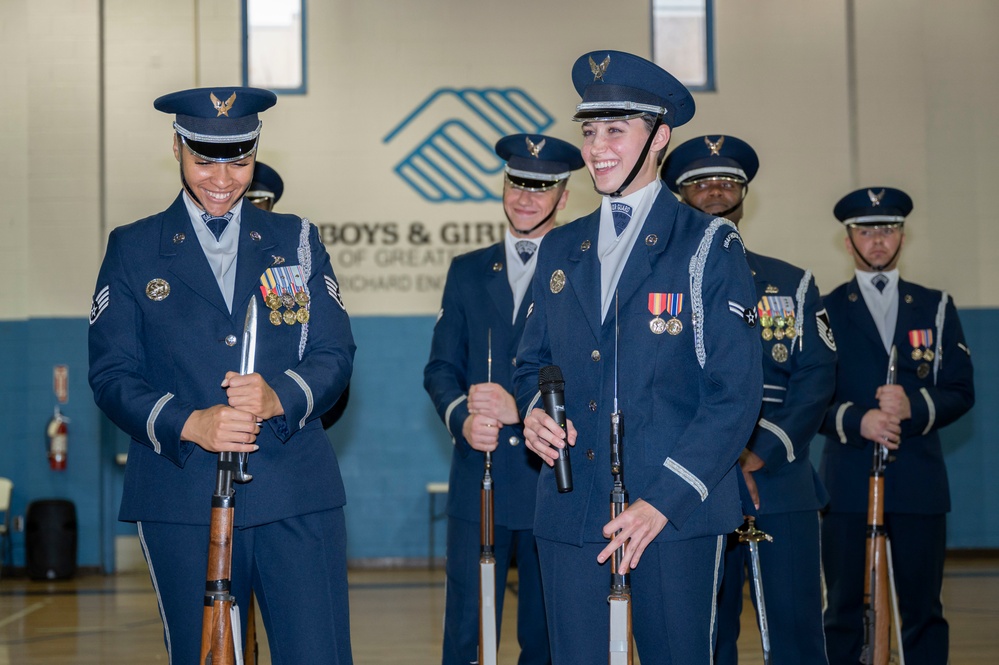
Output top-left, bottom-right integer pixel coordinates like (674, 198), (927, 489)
(3, 0), (999, 319)
(1, 0), (101, 320)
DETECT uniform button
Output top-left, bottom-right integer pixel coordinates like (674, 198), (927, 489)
(591, 350), (601, 361)
(508, 436), (520, 446)
(511, 358), (517, 367)
(586, 449), (595, 460)
(225, 335), (237, 347)
(589, 400), (597, 412)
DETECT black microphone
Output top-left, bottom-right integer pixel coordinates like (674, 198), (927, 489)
(539, 365), (573, 493)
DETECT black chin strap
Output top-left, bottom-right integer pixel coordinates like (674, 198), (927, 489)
(179, 161), (251, 216)
(507, 183), (565, 236)
(508, 206), (556, 236)
(595, 114), (664, 198)
(180, 163), (205, 210)
(847, 231), (903, 272)
(687, 184), (749, 221)
(715, 185), (749, 220)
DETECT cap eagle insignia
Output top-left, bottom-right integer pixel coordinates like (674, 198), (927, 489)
(705, 136), (725, 155)
(868, 188), (886, 206)
(210, 92), (237, 117)
(526, 137), (546, 158)
(589, 55), (611, 81)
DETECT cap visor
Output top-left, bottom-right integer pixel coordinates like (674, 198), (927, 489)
(507, 175), (562, 191)
(184, 137), (258, 162)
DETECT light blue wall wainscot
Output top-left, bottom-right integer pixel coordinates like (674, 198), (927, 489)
(0, 310), (995, 573)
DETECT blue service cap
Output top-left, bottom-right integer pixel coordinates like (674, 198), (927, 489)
(154, 87), (277, 162)
(248, 161), (284, 204)
(661, 135), (759, 194)
(834, 187), (913, 226)
(571, 50), (695, 128)
(495, 134), (585, 191)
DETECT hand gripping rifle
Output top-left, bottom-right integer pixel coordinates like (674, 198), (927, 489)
(608, 294), (634, 665)
(478, 329), (498, 665)
(860, 345), (905, 665)
(200, 298), (257, 665)
(734, 516), (773, 665)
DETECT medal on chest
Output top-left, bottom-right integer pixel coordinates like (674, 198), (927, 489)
(649, 292), (683, 335)
(908, 328), (934, 362)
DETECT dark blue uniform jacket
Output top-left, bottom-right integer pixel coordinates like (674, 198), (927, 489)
(513, 189), (763, 546)
(745, 251), (835, 514)
(89, 193), (355, 527)
(819, 277), (974, 514)
(424, 243), (542, 530)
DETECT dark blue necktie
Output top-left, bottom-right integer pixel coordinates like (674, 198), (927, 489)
(611, 202), (632, 236)
(515, 240), (536, 264)
(872, 273), (888, 293)
(202, 211), (234, 241)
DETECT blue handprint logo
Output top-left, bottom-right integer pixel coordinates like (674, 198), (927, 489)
(384, 88), (555, 202)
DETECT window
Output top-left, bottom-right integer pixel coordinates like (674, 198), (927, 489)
(243, 0), (307, 94)
(651, 0), (715, 91)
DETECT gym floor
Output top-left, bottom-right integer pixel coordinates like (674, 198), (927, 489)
(0, 557), (997, 664)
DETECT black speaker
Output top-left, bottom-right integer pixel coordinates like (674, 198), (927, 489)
(26, 499), (77, 581)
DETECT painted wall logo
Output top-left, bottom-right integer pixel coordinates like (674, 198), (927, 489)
(383, 88), (554, 202)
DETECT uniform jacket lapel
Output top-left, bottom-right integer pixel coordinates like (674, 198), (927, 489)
(512, 275), (532, 340)
(612, 189), (675, 319)
(484, 244), (514, 327)
(893, 278), (919, 351)
(564, 211), (603, 339)
(232, 202), (278, 319)
(845, 277), (886, 352)
(747, 252), (768, 294)
(159, 194), (231, 317)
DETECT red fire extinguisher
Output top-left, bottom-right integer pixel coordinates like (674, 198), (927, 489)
(46, 406), (69, 471)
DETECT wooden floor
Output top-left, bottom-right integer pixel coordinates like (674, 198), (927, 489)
(1, 557), (997, 664)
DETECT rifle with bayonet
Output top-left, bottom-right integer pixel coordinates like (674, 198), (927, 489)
(860, 345), (905, 665)
(200, 297), (257, 665)
(478, 329), (498, 665)
(608, 293), (634, 665)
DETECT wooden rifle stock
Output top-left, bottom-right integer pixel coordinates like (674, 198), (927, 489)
(200, 452), (241, 665)
(861, 459), (891, 665)
(861, 345), (900, 665)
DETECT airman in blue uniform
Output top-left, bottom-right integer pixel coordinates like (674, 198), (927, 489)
(246, 161), (285, 212)
(424, 133), (583, 665)
(514, 51), (762, 665)
(819, 187), (975, 665)
(663, 135), (834, 664)
(89, 87), (355, 664)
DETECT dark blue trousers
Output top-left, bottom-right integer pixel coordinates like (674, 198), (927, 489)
(443, 516), (550, 665)
(716, 511), (828, 664)
(139, 508), (352, 665)
(536, 534), (724, 665)
(822, 511), (948, 665)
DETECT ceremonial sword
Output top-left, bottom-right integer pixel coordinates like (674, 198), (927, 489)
(734, 516), (773, 665)
(478, 329), (497, 665)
